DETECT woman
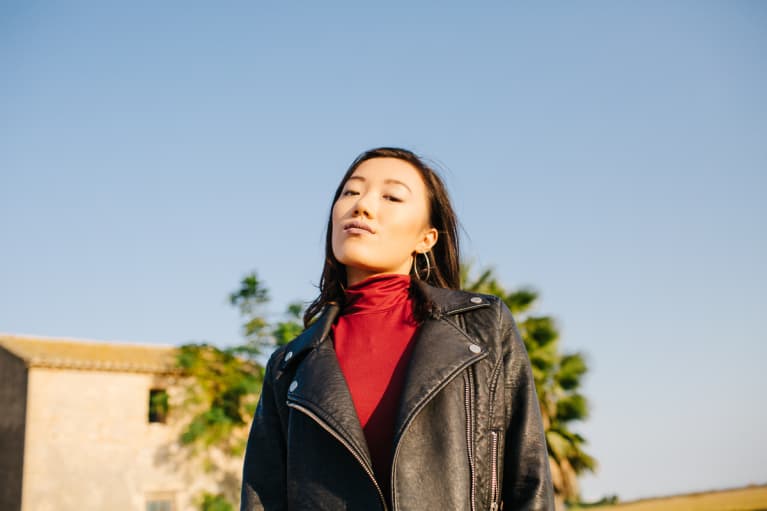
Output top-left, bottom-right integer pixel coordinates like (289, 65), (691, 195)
(241, 147), (554, 510)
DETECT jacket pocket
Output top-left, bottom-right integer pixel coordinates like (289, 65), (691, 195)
(489, 429), (501, 511)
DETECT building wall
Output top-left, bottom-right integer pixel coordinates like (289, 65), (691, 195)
(22, 368), (243, 511)
(0, 349), (27, 511)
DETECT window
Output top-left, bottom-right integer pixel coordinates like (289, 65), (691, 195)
(146, 492), (175, 511)
(148, 388), (169, 423)
(146, 499), (173, 511)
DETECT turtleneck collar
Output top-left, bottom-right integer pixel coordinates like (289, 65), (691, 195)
(343, 273), (412, 315)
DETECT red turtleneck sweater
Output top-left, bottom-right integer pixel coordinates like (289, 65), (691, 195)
(331, 273), (419, 497)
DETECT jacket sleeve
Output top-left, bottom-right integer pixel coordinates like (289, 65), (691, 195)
(240, 351), (287, 511)
(499, 302), (556, 510)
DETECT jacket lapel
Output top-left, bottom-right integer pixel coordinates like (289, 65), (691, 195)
(279, 303), (339, 372)
(285, 305), (374, 471)
(393, 315), (487, 444)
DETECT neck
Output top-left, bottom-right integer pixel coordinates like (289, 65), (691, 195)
(345, 260), (414, 287)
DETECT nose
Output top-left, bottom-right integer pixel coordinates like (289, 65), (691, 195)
(352, 192), (374, 218)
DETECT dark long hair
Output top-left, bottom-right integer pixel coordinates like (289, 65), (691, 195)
(303, 147), (461, 326)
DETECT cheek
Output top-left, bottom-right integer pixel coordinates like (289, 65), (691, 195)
(331, 203), (346, 234)
(331, 201), (341, 221)
(391, 206), (428, 242)
(330, 203), (348, 255)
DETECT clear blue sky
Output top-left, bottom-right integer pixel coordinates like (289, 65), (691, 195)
(2, 1), (765, 502)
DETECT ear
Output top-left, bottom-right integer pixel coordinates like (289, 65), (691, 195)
(415, 227), (438, 254)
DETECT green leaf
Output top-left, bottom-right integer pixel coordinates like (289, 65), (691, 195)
(555, 394), (589, 422)
(556, 352), (588, 390)
(199, 492), (234, 511)
(504, 288), (537, 314)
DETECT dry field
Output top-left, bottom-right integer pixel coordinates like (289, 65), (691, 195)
(587, 485), (767, 511)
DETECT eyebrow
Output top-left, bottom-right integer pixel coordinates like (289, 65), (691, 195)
(346, 175), (412, 193)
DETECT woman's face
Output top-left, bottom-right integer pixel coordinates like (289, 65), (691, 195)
(331, 157), (438, 286)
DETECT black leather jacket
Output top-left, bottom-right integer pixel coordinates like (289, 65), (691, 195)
(241, 280), (555, 510)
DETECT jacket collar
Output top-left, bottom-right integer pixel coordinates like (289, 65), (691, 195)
(279, 302), (339, 371)
(391, 279), (492, 444)
(411, 278), (494, 317)
(280, 279), (494, 475)
(279, 280), (492, 372)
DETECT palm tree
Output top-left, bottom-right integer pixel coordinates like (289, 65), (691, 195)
(462, 265), (596, 508)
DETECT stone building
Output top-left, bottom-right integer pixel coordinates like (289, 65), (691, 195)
(0, 333), (242, 511)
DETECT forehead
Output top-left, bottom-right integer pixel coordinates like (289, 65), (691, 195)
(348, 157), (426, 189)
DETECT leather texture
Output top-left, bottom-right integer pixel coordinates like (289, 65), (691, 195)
(241, 279), (555, 510)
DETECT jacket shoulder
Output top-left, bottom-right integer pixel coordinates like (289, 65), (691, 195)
(413, 280), (503, 316)
(273, 303), (341, 373)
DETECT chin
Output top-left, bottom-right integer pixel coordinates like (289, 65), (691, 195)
(334, 249), (379, 271)
(337, 254), (376, 272)
(334, 244), (367, 264)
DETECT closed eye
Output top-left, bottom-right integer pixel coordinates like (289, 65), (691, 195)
(384, 194), (403, 202)
(342, 189), (360, 196)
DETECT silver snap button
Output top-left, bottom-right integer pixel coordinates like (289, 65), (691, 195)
(469, 343), (482, 354)
(470, 297), (483, 304)
(289, 380), (298, 392)
(284, 351), (293, 361)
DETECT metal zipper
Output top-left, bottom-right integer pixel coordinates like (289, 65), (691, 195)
(384, 318), (489, 509)
(286, 400), (388, 511)
(464, 369), (477, 511)
(390, 355), (486, 509)
(489, 430), (500, 511)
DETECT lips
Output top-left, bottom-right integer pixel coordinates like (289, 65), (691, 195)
(344, 220), (375, 234)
